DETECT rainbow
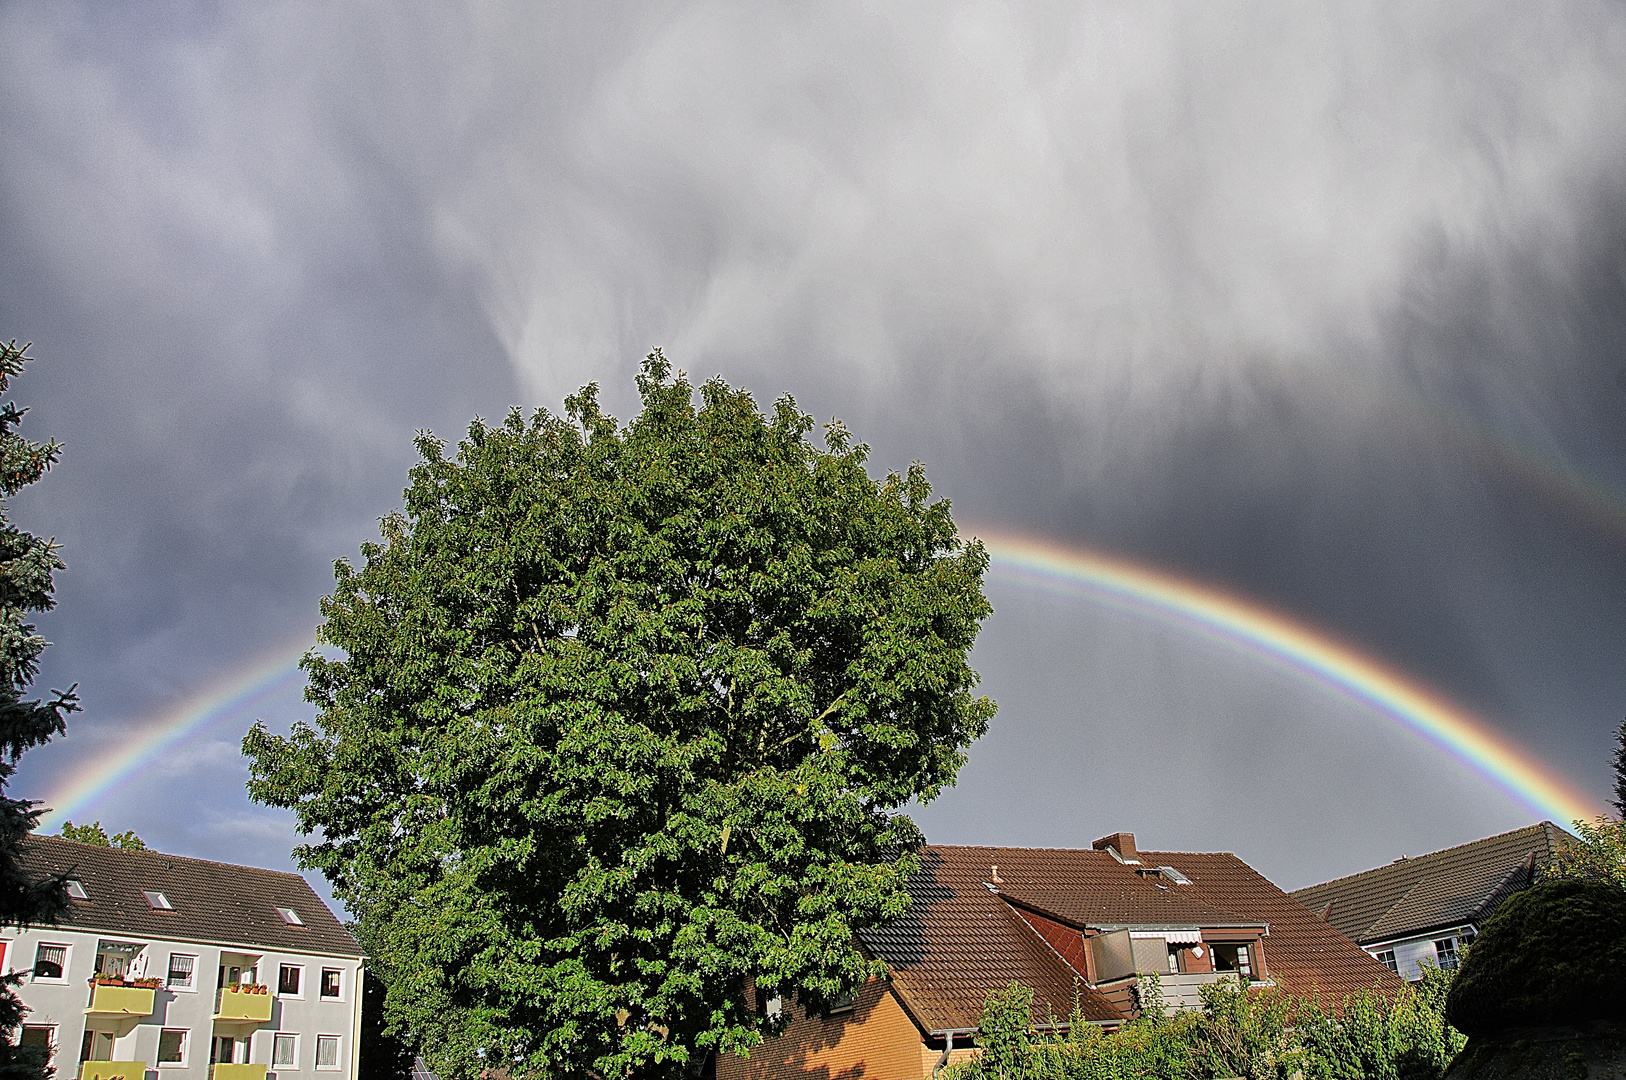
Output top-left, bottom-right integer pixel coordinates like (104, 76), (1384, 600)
(973, 529), (1604, 826)
(37, 636), (312, 832)
(34, 533), (1605, 833)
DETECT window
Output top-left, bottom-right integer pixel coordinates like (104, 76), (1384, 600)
(828, 990), (857, 1013)
(279, 965), (302, 996)
(167, 954), (195, 990)
(314, 1036), (340, 1070)
(32, 944), (66, 980)
(19, 1025), (53, 1053)
(1210, 942), (1256, 980)
(1434, 937), (1460, 971)
(319, 969), (342, 1000)
(157, 1030), (187, 1066)
(276, 907), (303, 926)
(212, 1037), (237, 1065)
(66, 880), (88, 900)
(142, 890), (174, 910)
(273, 1034), (298, 1069)
(1375, 949), (1398, 975)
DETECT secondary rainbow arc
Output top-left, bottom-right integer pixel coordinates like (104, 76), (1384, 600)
(974, 528), (1601, 826)
(37, 636), (313, 832)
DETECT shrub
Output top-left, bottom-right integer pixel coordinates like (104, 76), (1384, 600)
(1444, 877), (1626, 1035)
(943, 971), (1465, 1080)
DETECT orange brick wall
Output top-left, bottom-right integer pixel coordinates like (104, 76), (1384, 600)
(716, 980), (929, 1080)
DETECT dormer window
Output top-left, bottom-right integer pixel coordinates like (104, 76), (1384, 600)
(276, 907), (303, 925)
(66, 880), (88, 900)
(143, 890), (174, 910)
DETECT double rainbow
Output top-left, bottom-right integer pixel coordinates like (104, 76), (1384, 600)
(37, 535), (1602, 831)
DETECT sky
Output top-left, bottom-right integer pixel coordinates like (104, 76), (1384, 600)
(1, 2), (1624, 909)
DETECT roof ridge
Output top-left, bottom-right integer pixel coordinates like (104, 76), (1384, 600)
(924, 844), (1237, 857)
(27, 834), (316, 885)
(1288, 822), (1558, 894)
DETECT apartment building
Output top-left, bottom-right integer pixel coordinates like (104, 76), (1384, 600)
(9, 835), (364, 1080)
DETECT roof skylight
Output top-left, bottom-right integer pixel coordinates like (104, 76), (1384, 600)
(276, 906), (304, 925)
(142, 890), (174, 910)
(66, 879), (88, 900)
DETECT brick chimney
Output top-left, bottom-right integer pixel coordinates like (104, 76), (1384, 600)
(1092, 832), (1139, 863)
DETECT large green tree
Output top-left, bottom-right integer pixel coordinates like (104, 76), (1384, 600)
(0, 342), (77, 1080)
(245, 354), (996, 1080)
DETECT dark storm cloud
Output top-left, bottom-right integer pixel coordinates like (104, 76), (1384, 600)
(0, 1), (1622, 884)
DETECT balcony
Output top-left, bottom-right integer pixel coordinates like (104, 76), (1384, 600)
(1137, 972), (1243, 1014)
(84, 985), (156, 1017)
(78, 1062), (148, 1080)
(214, 986), (273, 1024)
(212, 1065), (267, 1080)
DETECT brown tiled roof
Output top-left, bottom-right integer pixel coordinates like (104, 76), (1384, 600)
(20, 834), (361, 958)
(1149, 851), (1401, 1003)
(1288, 822), (1571, 946)
(860, 847), (1119, 1033)
(859, 843), (1399, 1033)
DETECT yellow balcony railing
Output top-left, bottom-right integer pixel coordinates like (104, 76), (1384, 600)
(84, 985), (156, 1017)
(212, 1064), (267, 1080)
(213, 986), (273, 1023)
(79, 1061), (147, 1080)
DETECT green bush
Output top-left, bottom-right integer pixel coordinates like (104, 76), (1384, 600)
(942, 970), (1466, 1080)
(1444, 877), (1626, 1035)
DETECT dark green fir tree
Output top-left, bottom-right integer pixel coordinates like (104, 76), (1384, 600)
(0, 342), (78, 1080)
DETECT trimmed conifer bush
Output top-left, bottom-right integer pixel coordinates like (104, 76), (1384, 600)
(1444, 877), (1626, 1035)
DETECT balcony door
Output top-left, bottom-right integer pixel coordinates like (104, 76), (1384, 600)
(80, 1030), (115, 1062)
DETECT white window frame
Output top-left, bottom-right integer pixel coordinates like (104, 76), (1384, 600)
(318, 968), (343, 1001)
(157, 1029), (189, 1068)
(167, 953), (197, 991)
(313, 1035), (341, 1071)
(31, 942), (70, 983)
(142, 890), (174, 911)
(278, 964), (304, 999)
(66, 880), (88, 900)
(272, 1033), (299, 1070)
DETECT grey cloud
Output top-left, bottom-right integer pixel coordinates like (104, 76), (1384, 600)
(0, 1), (1621, 887)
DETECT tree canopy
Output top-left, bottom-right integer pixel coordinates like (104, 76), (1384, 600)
(245, 354), (996, 1080)
(0, 341), (77, 1080)
(59, 821), (146, 850)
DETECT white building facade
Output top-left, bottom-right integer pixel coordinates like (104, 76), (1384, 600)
(12, 836), (364, 1080)
(1364, 924), (1476, 982)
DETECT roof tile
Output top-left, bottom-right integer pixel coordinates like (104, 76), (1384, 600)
(1288, 823), (1571, 945)
(21, 835), (361, 958)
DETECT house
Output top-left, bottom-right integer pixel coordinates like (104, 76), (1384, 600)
(9, 835), (364, 1080)
(716, 832), (1399, 1080)
(1288, 821), (1571, 982)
